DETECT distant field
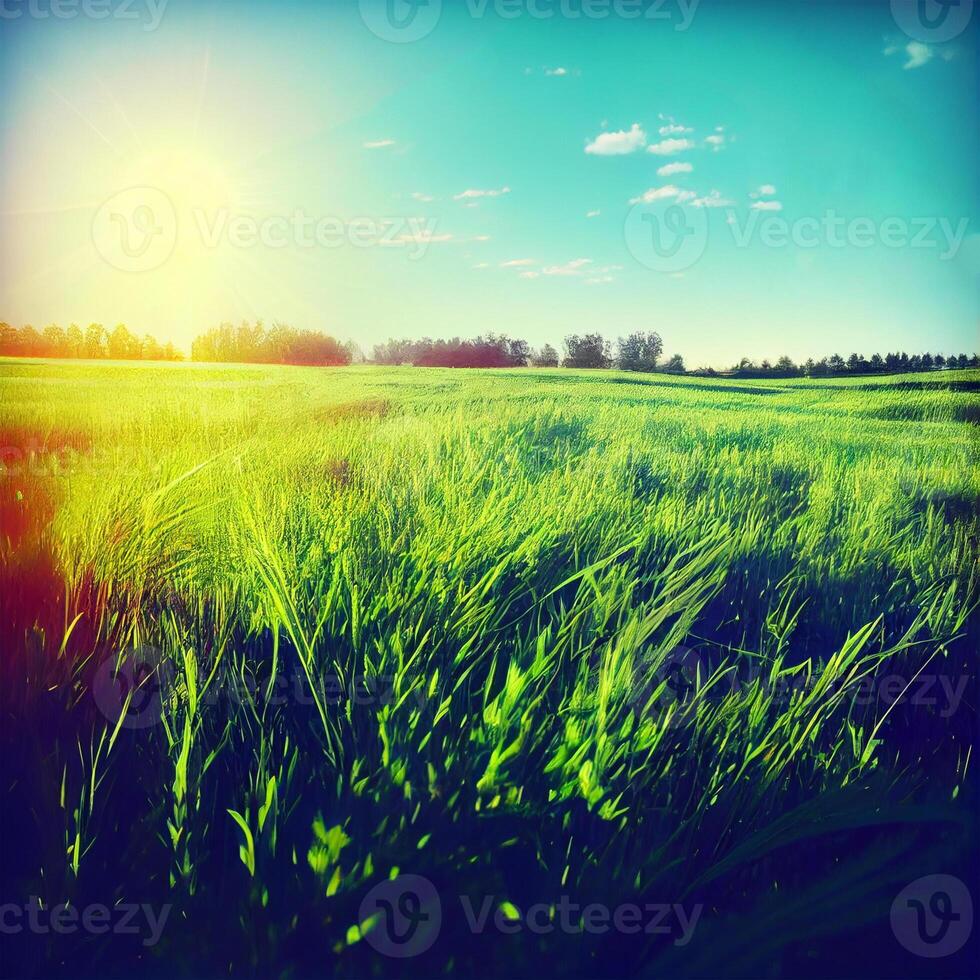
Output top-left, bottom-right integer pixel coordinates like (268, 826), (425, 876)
(2, 360), (978, 978)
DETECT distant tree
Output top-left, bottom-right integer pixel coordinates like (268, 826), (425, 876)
(869, 353), (884, 372)
(921, 352), (934, 370)
(141, 334), (164, 360)
(41, 324), (68, 357)
(20, 325), (41, 356)
(827, 354), (846, 374)
(564, 333), (610, 369)
(775, 355), (799, 377)
(934, 353), (946, 368)
(0, 322), (17, 355)
(108, 324), (139, 359)
(615, 331), (663, 372)
(664, 353), (685, 373)
(66, 324), (84, 358)
(372, 339), (417, 365)
(344, 340), (366, 364)
(85, 324), (107, 358)
(507, 338), (531, 367)
(531, 344), (560, 367)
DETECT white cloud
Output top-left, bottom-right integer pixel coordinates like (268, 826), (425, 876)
(363, 139), (396, 149)
(454, 186), (511, 200)
(657, 114), (693, 136)
(541, 258), (592, 276)
(411, 192), (434, 202)
(750, 200), (783, 211)
(629, 185), (682, 204)
(398, 231), (453, 244)
(585, 123), (646, 155)
(545, 67), (568, 76)
(584, 275), (615, 285)
(380, 230), (454, 248)
(469, 234), (491, 242)
(657, 162), (693, 177)
(904, 41), (934, 69)
(884, 39), (936, 69)
(586, 209), (601, 218)
(690, 190), (733, 208)
(758, 184), (776, 196)
(704, 134), (726, 150)
(501, 258), (536, 267)
(473, 262), (490, 268)
(647, 138), (695, 156)
(519, 271), (540, 279)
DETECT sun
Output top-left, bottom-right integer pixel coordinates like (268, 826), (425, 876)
(119, 145), (241, 219)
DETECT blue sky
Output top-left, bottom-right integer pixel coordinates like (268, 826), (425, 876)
(0, 0), (976, 366)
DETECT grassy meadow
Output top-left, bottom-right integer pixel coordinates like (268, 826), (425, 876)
(1, 359), (978, 978)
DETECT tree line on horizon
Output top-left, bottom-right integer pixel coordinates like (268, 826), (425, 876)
(0, 322), (182, 361)
(2, 319), (977, 376)
(722, 350), (980, 378)
(189, 322), (355, 366)
(372, 332), (686, 372)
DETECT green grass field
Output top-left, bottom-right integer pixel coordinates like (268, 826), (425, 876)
(2, 360), (977, 978)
